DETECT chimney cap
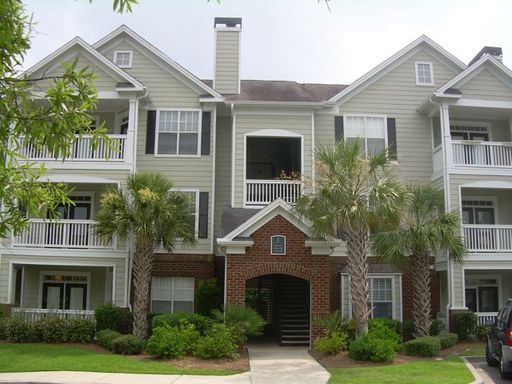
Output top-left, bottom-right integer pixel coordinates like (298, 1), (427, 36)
(214, 17), (242, 28)
(469, 46), (503, 66)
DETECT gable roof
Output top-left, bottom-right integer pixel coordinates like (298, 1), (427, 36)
(93, 25), (224, 100)
(25, 36), (145, 90)
(327, 35), (467, 105)
(435, 53), (512, 95)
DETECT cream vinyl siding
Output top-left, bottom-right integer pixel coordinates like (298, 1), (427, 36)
(233, 110), (313, 207)
(214, 30), (240, 94)
(100, 38), (214, 254)
(329, 49), (459, 183)
(458, 68), (512, 101)
(214, 116), (232, 241)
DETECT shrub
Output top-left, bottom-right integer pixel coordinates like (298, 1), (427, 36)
(66, 319), (95, 343)
(400, 319), (415, 342)
(111, 334), (145, 355)
(0, 304), (12, 318)
(368, 319), (400, 346)
(0, 318), (6, 340)
(348, 333), (397, 362)
(35, 316), (67, 343)
(369, 318), (400, 335)
(95, 306), (133, 334)
(429, 319), (445, 336)
(212, 305), (265, 345)
(453, 312), (478, 341)
(195, 279), (223, 316)
(315, 311), (354, 340)
(476, 324), (489, 341)
(152, 312), (212, 336)
(404, 336), (441, 357)
(146, 324), (200, 359)
(438, 333), (458, 350)
(314, 331), (347, 355)
(97, 329), (122, 350)
(193, 323), (238, 359)
(6, 318), (36, 342)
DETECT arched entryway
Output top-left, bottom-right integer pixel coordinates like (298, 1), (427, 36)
(246, 274), (310, 346)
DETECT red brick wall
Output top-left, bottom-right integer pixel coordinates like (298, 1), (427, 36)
(401, 259), (440, 320)
(152, 253), (215, 290)
(224, 215), (332, 345)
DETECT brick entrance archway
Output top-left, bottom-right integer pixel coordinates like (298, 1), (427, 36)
(224, 215), (332, 345)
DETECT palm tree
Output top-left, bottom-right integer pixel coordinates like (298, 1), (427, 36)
(296, 140), (405, 337)
(95, 172), (196, 338)
(372, 185), (465, 337)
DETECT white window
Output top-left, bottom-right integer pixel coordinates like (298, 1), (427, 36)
(156, 110), (200, 155)
(369, 277), (393, 319)
(151, 277), (194, 313)
(344, 115), (387, 156)
(415, 62), (434, 85)
(179, 190), (199, 235)
(113, 51), (132, 68)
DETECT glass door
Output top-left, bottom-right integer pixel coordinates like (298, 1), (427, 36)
(65, 283), (87, 310)
(42, 283), (64, 309)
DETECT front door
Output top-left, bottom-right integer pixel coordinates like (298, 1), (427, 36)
(65, 283), (87, 310)
(41, 274), (88, 310)
(42, 283), (64, 309)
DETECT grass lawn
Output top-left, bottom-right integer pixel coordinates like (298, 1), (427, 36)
(328, 357), (473, 384)
(0, 343), (238, 376)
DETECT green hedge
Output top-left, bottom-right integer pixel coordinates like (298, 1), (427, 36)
(151, 312), (212, 336)
(438, 333), (458, 350)
(111, 334), (145, 355)
(97, 329), (122, 350)
(404, 336), (441, 357)
(453, 312), (478, 341)
(95, 306), (133, 334)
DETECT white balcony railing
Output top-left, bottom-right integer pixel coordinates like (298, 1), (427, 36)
(452, 141), (512, 167)
(463, 225), (512, 252)
(12, 308), (95, 323)
(18, 134), (127, 162)
(245, 179), (302, 205)
(477, 312), (497, 326)
(13, 219), (115, 249)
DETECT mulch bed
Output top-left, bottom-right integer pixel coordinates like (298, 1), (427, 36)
(311, 341), (485, 369)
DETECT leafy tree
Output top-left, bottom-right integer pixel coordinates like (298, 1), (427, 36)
(95, 172), (196, 338)
(372, 185), (465, 337)
(296, 140), (405, 337)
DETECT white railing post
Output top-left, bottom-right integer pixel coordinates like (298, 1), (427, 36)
(244, 179), (303, 206)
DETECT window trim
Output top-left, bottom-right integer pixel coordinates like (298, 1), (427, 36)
(174, 188), (200, 237)
(343, 114), (389, 156)
(415, 61), (434, 86)
(150, 276), (195, 314)
(154, 109), (203, 157)
(461, 196), (498, 225)
(38, 270), (91, 310)
(113, 51), (133, 68)
(368, 276), (394, 319)
(450, 121), (492, 141)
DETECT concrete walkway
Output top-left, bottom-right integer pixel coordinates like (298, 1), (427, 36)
(0, 343), (330, 384)
(248, 342), (331, 384)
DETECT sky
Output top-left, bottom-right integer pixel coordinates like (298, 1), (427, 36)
(22, 0), (512, 85)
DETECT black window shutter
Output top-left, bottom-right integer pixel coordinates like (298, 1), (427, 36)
(201, 111), (211, 156)
(387, 117), (397, 161)
(146, 110), (156, 154)
(198, 192), (209, 239)
(335, 116), (344, 143)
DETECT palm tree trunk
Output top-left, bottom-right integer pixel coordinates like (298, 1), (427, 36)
(411, 251), (432, 337)
(346, 226), (370, 337)
(132, 236), (154, 338)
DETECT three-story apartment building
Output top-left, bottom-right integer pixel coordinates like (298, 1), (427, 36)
(2, 17), (511, 345)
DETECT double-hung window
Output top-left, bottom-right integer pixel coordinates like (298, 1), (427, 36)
(179, 190), (199, 235)
(345, 115), (387, 156)
(369, 277), (393, 318)
(151, 277), (195, 313)
(415, 62), (434, 85)
(157, 110), (200, 155)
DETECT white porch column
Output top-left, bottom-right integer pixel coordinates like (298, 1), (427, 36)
(440, 104), (453, 169)
(125, 97), (137, 169)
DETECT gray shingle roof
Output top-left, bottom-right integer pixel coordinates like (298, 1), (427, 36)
(219, 207), (261, 238)
(202, 80), (346, 102)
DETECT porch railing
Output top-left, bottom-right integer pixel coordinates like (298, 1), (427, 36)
(18, 134), (127, 161)
(477, 312), (497, 326)
(12, 308), (95, 323)
(12, 219), (115, 249)
(463, 225), (512, 252)
(452, 140), (512, 167)
(245, 179), (302, 205)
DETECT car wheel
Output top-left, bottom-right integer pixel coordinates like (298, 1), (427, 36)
(486, 339), (499, 367)
(500, 348), (512, 380)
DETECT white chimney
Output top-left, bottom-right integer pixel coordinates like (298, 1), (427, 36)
(213, 17), (242, 94)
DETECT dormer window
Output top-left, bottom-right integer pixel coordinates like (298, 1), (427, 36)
(113, 51), (133, 68)
(415, 62), (434, 85)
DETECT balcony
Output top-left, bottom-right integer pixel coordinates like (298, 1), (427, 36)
(463, 225), (512, 252)
(452, 141), (512, 167)
(12, 219), (115, 249)
(245, 179), (302, 206)
(19, 134), (127, 162)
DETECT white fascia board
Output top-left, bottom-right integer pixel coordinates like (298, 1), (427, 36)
(437, 54), (512, 94)
(93, 25), (223, 100)
(228, 100), (324, 107)
(327, 35), (466, 105)
(25, 36), (144, 90)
